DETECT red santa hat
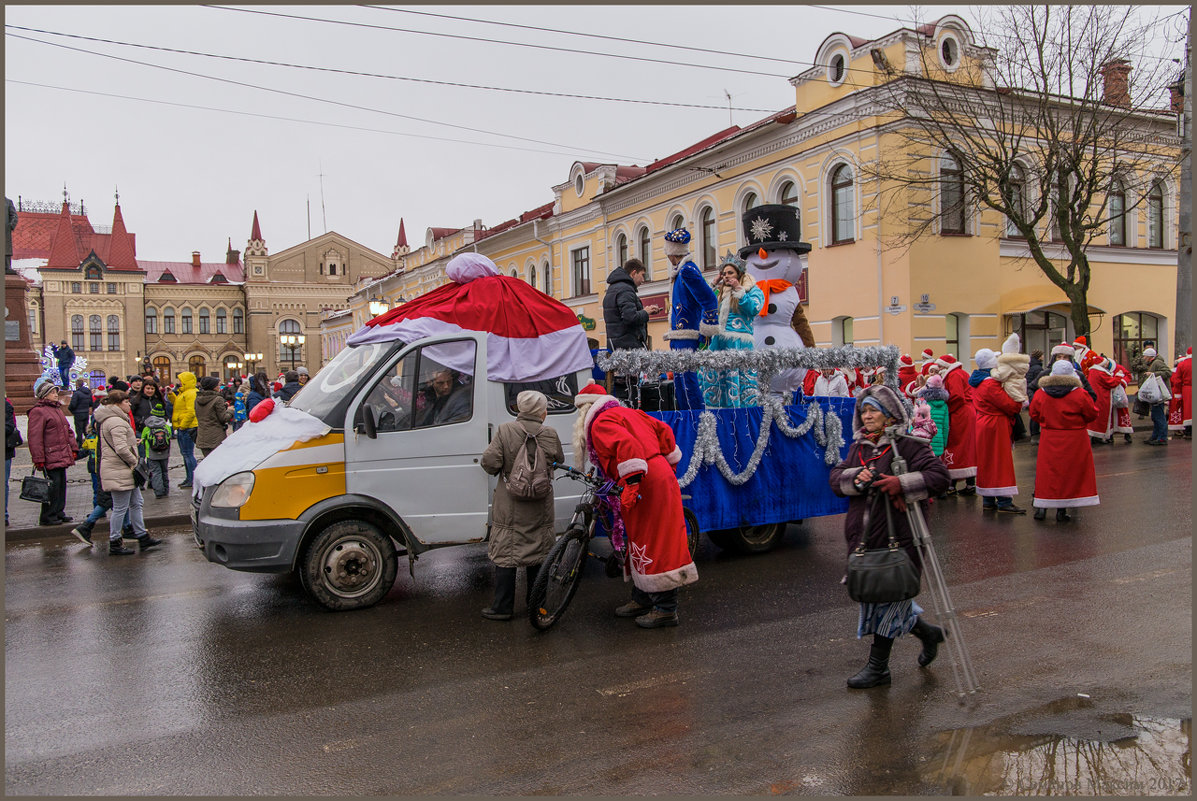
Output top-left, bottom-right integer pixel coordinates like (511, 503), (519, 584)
(1051, 342), (1076, 358)
(1072, 335), (1088, 348)
(935, 353), (958, 369)
(899, 353), (914, 368)
(573, 382), (616, 409)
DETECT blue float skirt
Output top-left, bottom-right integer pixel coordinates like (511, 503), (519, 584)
(857, 599), (923, 639)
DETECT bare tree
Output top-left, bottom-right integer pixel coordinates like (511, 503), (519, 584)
(867, 5), (1185, 340)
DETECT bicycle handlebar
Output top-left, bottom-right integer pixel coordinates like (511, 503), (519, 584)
(550, 462), (619, 493)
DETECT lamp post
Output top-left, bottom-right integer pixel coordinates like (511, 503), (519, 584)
(230, 361), (243, 381)
(368, 295), (390, 318)
(244, 352), (262, 375)
(280, 335), (305, 372)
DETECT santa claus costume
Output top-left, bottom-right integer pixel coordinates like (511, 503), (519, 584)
(1168, 347), (1192, 437)
(1028, 361), (1099, 522)
(897, 353), (919, 397)
(1083, 356), (1124, 444)
(969, 348), (1025, 512)
(919, 348), (937, 377)
(572, 383), (696, 628)
(936, 354), (978, 493)
(1111, 361), (1135, 440)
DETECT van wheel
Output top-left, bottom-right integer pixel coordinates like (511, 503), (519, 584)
(707, 522), (785, 554)
(301, 520), (398, 611)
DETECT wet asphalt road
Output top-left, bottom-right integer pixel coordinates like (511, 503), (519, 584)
(5, 438), (1191, 795)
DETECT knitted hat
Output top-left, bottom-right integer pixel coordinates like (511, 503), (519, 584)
(1050, 360), (1076, 376)
(1001, 332), (1021, 354)
(35, 380), (57, 399)
(297, 366), (309, 376)
(1051, 342), (1076, 358)
(899, 353), (914, 367)
(663, 228), (691, 257)
(110, 380), (129, 392)
(925, 374), (944, 390)
(1143, 347), (1157, 358)
(516, 390), (548, 416)
(973, 348), (998, 370)
(200, 375), (220, 391)
(573, 382), (615, 408)
(151, 402), (166, 417)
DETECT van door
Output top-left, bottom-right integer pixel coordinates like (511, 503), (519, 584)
(344, 333), (492, 545)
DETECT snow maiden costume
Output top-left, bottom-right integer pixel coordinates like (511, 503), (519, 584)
(700, 251), (764, 408)
(660, 228), (719, 411)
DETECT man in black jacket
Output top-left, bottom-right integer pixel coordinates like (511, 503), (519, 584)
(602, 259), (661, 402)
(67, 379), (92, 447)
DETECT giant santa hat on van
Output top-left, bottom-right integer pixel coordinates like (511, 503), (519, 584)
(345, 253), (593, 383)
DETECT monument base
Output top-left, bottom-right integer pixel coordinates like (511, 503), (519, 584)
(6, 272), (44, 413)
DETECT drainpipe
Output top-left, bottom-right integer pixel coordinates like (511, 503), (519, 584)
(875, 117), (885, 344)
(533, 218), (553, 292)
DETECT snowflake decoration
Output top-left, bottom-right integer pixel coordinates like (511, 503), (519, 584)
(778, 231), (789, 241)
(629, 541), (653, 574)
(749, 216), (774, 241)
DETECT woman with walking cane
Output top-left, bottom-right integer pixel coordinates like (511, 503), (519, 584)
(830, 385), (951, 689)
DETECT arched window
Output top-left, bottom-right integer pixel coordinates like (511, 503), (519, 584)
(511, 268), (518, 279)
(779, 181), (799, 207)
(188, 355), (206, 377)
(1147, 180), (1164, 248)
(616, 233), (628, 266)
(163, 307), (175, 334)
(669, 213), (684, 234)
(278, 318), (303, 363)
(181, 307), (193, 335)
(1114, 312), (1164, 368)
(529, 264), (537, 289)
(145, 308), (157, 335)
(107, 315), (120, 351)
(224, 355), (240, 381)
(1005, 164), (1026, 238)
(71, 315), (84, 350)
(216, 308), (227, 334)
(152, 356), (171, 385)
(199, 307), (210, 335)
(832, 316), (854, 346)
(638, 227), (651, 280)
(233, 307), (244, 334)
(89, 315), (102, 351)
(1108, 178), (1126, 246)
(831, 165), (854, 244)
(543, 260), (553, 295)
(699, 207), (716, 270)
(742, 191), (759, 218)
(940, 155), (965, 234)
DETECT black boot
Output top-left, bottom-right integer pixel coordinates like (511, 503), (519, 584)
(70, 521), (94, 546)
(1055, 509), (1072, 523)
(911, 617), (947, 667)
(1033, 507), (1047, 521)
(137, 535), (164, 552)
(847, 635), (893, 689)
(109, 539), (135, 556)
(482, 566), (516, 620)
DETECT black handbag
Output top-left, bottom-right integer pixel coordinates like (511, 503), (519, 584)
(846, 492), (921, 604)
(132, 459), (151, 490)
(19, 468), (53, 504)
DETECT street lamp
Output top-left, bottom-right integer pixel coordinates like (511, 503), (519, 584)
(280, 334), (305, 372)
(368, 295), (390, 317)
(244, 352), (263, 374)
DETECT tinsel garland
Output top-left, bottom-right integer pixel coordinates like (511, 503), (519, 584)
(675, 395), (846, 488)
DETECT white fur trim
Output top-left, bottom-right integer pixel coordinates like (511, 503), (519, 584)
(581, 395), (618, 435)
(718, 330), (755, 344)
(663, 241), (689, 257)
(1051, 344), (1076, 357)
(699, 322), (722, 339)
(665, 446), (682, 465)
(574, 392), (615, 409)
(938, 361), (963, 375)
(946, 466), (976, 479)
(662, 329), (701, 341)
(617, 458), (648, 478)
(633, 561), (698, 592)
(1032, 495), (1100, 508)
(977, 485), (1019, 497)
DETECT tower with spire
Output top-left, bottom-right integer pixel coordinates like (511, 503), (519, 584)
(244, 210), (268, 282)
(391, 217), (409, 269)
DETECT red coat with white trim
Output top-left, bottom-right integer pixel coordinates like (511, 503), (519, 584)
(939, 363), (978, 479)
(971, 376), (1022, 497)
(1029, 374), (1099, 508)
(1168, 355), (1191, 430)
(1085, 362), (1122, 439)
(1112, 362), (1134, 434)
(585, 402), (697, 593)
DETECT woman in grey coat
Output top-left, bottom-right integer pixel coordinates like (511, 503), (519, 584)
(478, 391), (565, 621)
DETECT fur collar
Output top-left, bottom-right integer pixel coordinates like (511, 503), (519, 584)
(1038, 373), (1081, 388)
(715, 273), (756, 330)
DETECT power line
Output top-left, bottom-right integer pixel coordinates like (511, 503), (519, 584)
(4, 24), (778, 113)
(200, 4), (794, 79)
(6, 31), (649, 162)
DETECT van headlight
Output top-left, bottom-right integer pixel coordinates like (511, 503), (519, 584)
(210, 472), (255, 508)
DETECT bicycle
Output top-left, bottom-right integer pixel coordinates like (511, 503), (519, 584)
(527, 462), (699, 631)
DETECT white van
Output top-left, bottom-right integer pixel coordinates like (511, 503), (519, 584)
(194, 330), (590, 610)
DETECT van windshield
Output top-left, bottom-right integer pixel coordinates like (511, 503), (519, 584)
(287, 341), (403, 427)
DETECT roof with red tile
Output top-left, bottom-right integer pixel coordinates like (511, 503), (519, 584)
(140, 260), (245, 284)
(19, 202), (142, 272)
(105, 204), (136, 269)
(395, 218), (408, 248)
(250, 210), (263, 241)
(428, 227), (462, 240)
(10, 210), (95, 260)
(644, 125), (742, 174)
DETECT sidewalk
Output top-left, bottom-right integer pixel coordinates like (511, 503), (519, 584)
(5, 415), (197, 542)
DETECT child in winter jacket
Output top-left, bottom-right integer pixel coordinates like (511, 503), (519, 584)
(990, 332), (1031, 404)
(915, 374), (951, 457)
(910, 399), (938, 441)
(140, 402), (173, 498)
(232, 385), (248, 431)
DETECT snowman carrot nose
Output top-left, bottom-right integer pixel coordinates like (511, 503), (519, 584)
(758, 248), (768, 260)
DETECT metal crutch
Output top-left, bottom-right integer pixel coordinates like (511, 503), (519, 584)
(890, 441), (981, 702)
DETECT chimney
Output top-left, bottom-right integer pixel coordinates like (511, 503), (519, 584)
(192, 251), (202, 267)
(1099, 59), (1132, 108)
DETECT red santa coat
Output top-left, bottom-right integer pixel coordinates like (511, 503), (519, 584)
(801, 369), (818, 397)
(898, 364), (919, 398)
(972, 377), (1022, 497)
(584, 401), (697, 593)
(1085, 362), (1122, 439)
(1029, 376), (1099, 508)
(939, 363), (978, 479)
(1112, 363), (1134, 434)
(1168, 355), (1191, 431)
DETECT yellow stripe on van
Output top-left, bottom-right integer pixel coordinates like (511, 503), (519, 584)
(239, 462), (347, 521)
(279, 432), (345, 451)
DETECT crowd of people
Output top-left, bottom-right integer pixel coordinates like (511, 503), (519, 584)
(5, 362), (314, 547)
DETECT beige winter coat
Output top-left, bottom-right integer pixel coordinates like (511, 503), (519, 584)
(480, 414), (565, 568)
(94, 404), (140, 492)
(991, 352), (1031, 403)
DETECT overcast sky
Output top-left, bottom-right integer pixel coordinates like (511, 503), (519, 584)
(5, 5), (1187, 262)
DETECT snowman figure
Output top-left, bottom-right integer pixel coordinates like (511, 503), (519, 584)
(738, 204), (812, 395)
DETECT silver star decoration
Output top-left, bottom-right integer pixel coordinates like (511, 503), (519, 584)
(749, 216), (773, 241)
(778, 231), (789, 241)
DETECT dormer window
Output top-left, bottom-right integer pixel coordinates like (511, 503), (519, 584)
(158, 271), (177, 283)
(574, 174), (585, 197)
(941, 37), (958, 67)
(830, 53), (845, 83)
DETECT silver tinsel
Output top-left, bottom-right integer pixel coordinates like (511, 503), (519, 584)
(674, 395), (846, 489)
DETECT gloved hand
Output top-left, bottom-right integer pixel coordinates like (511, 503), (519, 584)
(34, 463), (44, 471)
(871, 473), (903, 497)
(620, 475), (644, 511)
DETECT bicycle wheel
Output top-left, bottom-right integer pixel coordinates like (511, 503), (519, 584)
(682, 506), (701, 560)
(528, 526), (589, 631)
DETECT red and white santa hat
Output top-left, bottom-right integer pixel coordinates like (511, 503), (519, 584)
(921, 348), (935, 360)
(1051, 341), (1076, 358)
(899, 353), (914, 367)
(573, 382), (617, 409)
(935, 353), (958, 369)
(1072, 335), (1088, 349)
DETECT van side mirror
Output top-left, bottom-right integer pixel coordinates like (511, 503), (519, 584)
(360, 405), (378, 439)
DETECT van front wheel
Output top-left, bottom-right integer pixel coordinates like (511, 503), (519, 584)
(301, 520), (398, 611)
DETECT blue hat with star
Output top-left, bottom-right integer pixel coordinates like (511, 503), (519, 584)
(738, 204), (811, 259)
(663, 227), (691, 256)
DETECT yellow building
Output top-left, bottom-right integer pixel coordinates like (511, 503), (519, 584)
(339, 15), (1180, 370)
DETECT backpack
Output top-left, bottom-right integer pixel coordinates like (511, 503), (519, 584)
(148, 426), (171, 453)
(503, 427), (553, 501)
